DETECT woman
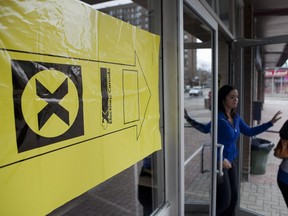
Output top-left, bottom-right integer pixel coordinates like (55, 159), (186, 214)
(185, 84), (282, 216)
(277, 120), (288, 208)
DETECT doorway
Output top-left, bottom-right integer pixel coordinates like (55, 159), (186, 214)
(234, 36), (288, 215)
(182, 1), (218, 215)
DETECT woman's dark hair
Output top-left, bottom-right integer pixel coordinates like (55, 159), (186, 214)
(218, 84), (237, 118)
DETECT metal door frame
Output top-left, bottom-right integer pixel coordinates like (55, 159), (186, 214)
(234, 34), (288, 216)
(181, 1), (219, 215)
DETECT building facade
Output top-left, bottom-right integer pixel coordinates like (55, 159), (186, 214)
(2, 0), (288, 216)
(50, 0), (288, 215)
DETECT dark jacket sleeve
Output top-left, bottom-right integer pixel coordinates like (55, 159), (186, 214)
(185, 115), (211, 134)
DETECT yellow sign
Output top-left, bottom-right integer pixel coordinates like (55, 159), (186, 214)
(0, 0), (161, 215)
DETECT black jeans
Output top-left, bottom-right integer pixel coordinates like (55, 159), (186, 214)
(138, 167), (153, 216)
(216, 161), (238, 216)
(277, 178), (288, 208)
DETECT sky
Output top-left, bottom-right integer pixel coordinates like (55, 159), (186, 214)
(197, 48), (212, 71)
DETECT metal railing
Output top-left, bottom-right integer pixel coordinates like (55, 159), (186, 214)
(184, 142), (224, 176)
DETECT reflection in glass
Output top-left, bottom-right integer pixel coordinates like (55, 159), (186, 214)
(48, 1), (164, 215)
(204, 0), (236, 33)
(183, 4), (212, 214)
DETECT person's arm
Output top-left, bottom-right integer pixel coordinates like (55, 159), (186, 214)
(184, 109), (210, 133)
(239, 110), (282, 136)
(239, 119), (272, 136)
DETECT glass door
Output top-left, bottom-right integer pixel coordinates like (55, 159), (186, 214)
(234, 36), (288, 216)
(182, 1), (218, 215)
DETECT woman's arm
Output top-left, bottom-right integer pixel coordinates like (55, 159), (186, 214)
(239, 110), (281, 136)
(184, 109), (210, 133)
(239, 119), (272, 136)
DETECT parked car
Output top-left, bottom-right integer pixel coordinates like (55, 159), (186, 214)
(189, 86), (203, 96)
(184, 85), (191, 93)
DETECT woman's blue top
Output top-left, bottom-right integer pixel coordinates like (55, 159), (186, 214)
(278, 159), (288, 184)
(278, 167), (288, 184)
(191, 111), (273, 162)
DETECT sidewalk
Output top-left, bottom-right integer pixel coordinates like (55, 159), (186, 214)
(240, 155), (287, 215)
(49, 96), (288, 216)
(239, 98), (288, 215)
(184, 96), (288, 215)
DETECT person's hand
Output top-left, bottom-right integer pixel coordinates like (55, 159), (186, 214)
(184, 108), (189, 120)
(271, 110), (282, 124)
(223, 158), (232, 169)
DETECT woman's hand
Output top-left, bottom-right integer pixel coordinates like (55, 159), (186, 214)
(223, 158), (232, 169)
(184, 108), (189, 120)
(184, 108), (194, 122)
(271, 110), (282, 124)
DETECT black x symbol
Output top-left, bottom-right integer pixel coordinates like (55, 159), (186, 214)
(36, 78), (69, 130)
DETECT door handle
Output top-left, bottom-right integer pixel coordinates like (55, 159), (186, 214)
(216, 144), (224, 176)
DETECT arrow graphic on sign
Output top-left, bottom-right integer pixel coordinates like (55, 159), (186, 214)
(100, 52), (151, 139)
(1, 48), (155, 167)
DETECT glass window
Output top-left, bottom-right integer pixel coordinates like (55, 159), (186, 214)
(219, 0), (230, 29)
(183, 4), (213, 214)
(48, 1), (164, 216)
(98, 2), (157, 35)
(204, 0), (236, 34)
